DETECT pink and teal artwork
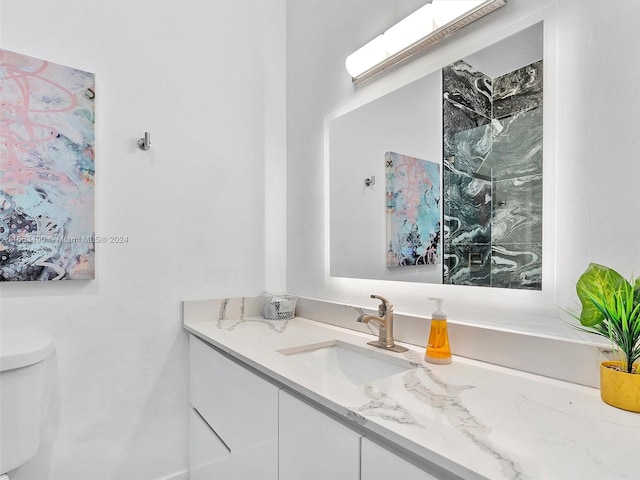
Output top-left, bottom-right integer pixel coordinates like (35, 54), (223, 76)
(0, 49), (95, 281)
(386, 152), (441, 267)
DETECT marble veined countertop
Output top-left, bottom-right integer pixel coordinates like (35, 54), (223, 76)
(184, 298), (640, 480)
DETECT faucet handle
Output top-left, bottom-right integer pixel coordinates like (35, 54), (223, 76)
(370, 294), (392, 315)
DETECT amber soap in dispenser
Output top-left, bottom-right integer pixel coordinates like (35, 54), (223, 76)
(425, 298), (452, 364)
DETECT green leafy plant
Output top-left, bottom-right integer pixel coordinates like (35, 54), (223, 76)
(568, 263), (640, 374)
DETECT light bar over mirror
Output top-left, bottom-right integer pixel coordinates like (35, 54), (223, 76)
(346, 0), (506, 85)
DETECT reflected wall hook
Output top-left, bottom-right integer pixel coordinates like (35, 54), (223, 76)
(138, 132), (151, 151)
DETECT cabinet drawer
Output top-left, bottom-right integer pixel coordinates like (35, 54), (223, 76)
(279, 390), (361, 480)
(189, 408), (231, 480)
(190, 335), (234, 444)
(189, 335), (278, 479)
(361, 437), (439, 480)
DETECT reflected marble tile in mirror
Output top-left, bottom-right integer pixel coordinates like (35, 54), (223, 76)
(443, 57), (543, 289)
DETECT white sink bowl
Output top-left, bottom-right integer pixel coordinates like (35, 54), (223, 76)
(277, 340), (414, 385)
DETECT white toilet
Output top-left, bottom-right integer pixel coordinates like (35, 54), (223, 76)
(0, 330), (54, 478)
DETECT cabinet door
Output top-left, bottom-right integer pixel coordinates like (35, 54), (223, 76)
(279, 390), (361, 480)
(361, 437), (439, 480)
(189, 335), (278, 479)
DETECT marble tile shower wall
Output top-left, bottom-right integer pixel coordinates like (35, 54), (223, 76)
(443, 60), (543, 289)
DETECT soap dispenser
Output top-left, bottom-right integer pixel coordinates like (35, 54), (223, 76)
(424, 298), (452, 364)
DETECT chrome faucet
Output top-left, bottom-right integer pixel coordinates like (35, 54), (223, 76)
(357, 294), (408, 353)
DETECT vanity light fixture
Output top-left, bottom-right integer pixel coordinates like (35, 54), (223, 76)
(345, 0), (506, 85)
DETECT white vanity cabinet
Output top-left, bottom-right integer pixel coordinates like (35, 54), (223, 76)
(361, 437), (439, 480)
(188, 333), (450, 480)
(189, 335), (279, 480)
(278, 390), (362, 480)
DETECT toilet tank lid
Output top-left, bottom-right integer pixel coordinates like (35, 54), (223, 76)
(0, 332), (54, 372)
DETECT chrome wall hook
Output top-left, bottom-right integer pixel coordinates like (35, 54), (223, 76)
(138, 132), (151, 151)
(364, 175), (375, 187)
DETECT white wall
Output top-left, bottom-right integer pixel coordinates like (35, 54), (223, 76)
(287, 0), (640, 338)
(329, 71), (443, 284)
(0, 1), (286, 479)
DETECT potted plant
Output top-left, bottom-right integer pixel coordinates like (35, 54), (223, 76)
(568, 263), (640, 412)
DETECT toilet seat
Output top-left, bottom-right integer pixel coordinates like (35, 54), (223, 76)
(0, 332), (54, 372)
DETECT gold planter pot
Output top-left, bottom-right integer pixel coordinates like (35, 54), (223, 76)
(600, 361), (640, 413)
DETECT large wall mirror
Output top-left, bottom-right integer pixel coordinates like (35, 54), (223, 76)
(328, 21), (544, 290)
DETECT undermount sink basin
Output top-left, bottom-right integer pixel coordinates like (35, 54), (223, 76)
(277, 340), (415, 386)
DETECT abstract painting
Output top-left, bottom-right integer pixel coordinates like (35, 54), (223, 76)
(0, 49), (95, 281)
(385, 152), (440, 267)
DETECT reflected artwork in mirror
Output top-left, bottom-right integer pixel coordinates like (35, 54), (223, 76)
(385, 152), (441, 268)
(328, 22), (544, 290)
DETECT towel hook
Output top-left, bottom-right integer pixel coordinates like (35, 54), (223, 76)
(138, 132), (151, 151)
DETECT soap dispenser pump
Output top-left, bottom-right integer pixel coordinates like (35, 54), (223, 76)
(425, 297), (452, 364)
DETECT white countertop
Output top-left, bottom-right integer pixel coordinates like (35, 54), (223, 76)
(184, 299), (640, 480)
